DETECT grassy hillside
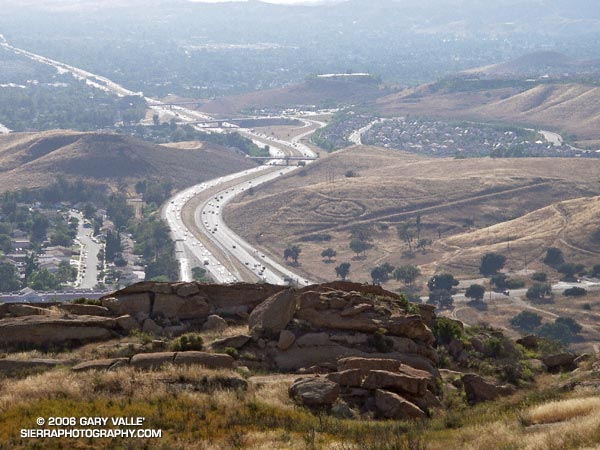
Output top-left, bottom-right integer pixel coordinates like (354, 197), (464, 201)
(375, 82), (600, 147)
(0, 130), (256, 192)
(225, 146), (600, 284)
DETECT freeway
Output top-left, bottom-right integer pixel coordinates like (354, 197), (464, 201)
(2, 38), (321, 286)
(163, 119), (323, 285)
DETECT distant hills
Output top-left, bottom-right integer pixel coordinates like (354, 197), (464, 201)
(199, 75), (385, 116)
(462, 51), (600, 78)
(0, 131), (256, 192)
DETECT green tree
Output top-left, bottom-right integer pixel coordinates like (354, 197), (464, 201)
(531, 272), (547, 282)
(543, 247), (564, 267)
(0, 234), (12, 254)
(107, 194), (134, 230)
(393, 264), (421, 287)
(510, 311), (542, 332)
(283, 244), (301, 264)
(371, 263), (394, 285)
(397, 223), (414, 253)
(31, 214), (49, 243)
(192, 267), (210, 282)
(427, 273), (459, 292)
(555, 316), (582, 334)
(563, 286), (587, 297)
(536, 322), (575, 344)
(465, 284), (485, 302)
(28, 269), (59, 291)
(321, 247), (337, 261)
(0, 262), (21, 292)
(56, 260), (77, 284)
(526, 282), (552, 301)
(479, 252), (506, 276)
(490, 273), (508, 291)
(349, 239), (372, 257)
(335, 262), (351, 281)
(428, 289), (454, 309)
(557, 262), (585, 281)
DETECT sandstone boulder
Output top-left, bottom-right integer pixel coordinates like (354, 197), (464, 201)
(0, 316), (117, 347)
(142, 318), (163, 335)
(72, 358), (129, 372)
(202, 315), (227, 332)
(60, 304), (110, 316)
(362, 370), (428, 396)
(249, 288), (297, 335)
(130, 352), (176, 369)
(542, 353), (577, 372)
(153, 294), (209, 320)
(102, 293), (151, 316)
(175, 283), (201, 297)
(212, 334), (251, 349)
(289, 377), (340, 408)
(326, 369), (363, 387)
(7, 304), (50, 317)
(174, 351), (235, 369)
(516, 335), (539, 349)
(462, 373), (515, 404)
(374, 389), (426, 419)
(115, 315), (140, 332)
(278, 330), (296, 350)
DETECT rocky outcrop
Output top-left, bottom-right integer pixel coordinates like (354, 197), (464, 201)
(60, 304), (110, 316)
(542, 353), (577, 372)
(0, 315), (118, 347)
(104, 281), (285, 318)
(289, 377), (340, 408)
(249, 288), (297, 335)
(72, 358), (129, 372)
(202, 315), (227, 332)
(461, 373), (516, 404)
(374, 389), (427, 420)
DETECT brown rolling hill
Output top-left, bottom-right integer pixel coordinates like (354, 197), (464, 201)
(199, 75), (386, 116)
(433, 196), (600, 275)
(0, 130), (256, 192)
(225, 145), (600, 283)
(461, 51), (600, 78)
(375, 82), (600, 146)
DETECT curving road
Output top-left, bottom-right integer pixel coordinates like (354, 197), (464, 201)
(2, 38), (321, 286)
(163, 118), (324, 286)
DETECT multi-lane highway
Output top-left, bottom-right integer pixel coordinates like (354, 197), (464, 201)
(162, 119), (324, 286)
(2, 38), (321, 286)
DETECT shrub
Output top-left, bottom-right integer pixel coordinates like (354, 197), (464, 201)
(526, 283), (552, 301)
(505, 278), (525, 289)
(543, 247), (564, 267)
(433, 317), (463, 345)
(510, 311), (542, 332)
(531, 272), (547, 282)
(368, 328), (394, 353)
(223, 347), (239, 359)
(170, 333), (204, 351)
(72, 297), (102, 306)
(563, 286), (587, 297)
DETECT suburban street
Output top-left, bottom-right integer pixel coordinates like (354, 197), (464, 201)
(71, 211), (103, 290)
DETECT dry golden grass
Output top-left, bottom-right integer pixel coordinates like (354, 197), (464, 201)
(0, 130), (255, 192)
(226, 145), (600, 285)
(522, 396), (600, 425)
(375, 81), (600, 141)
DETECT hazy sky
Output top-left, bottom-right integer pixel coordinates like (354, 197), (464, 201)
(188, 0), (341, 4)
